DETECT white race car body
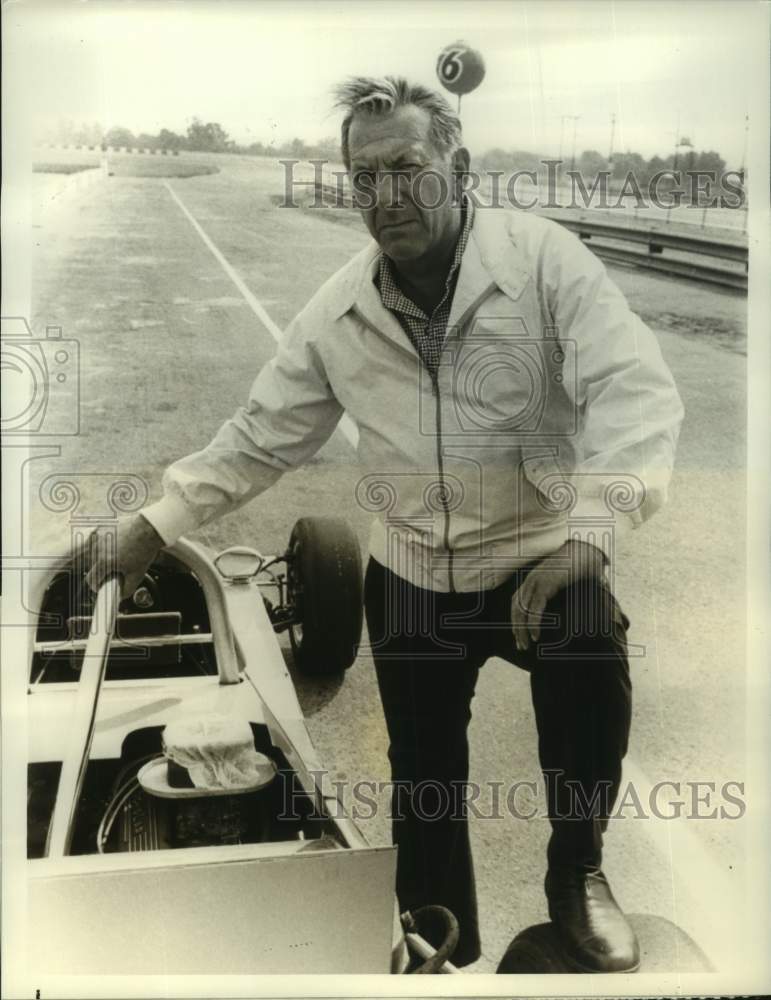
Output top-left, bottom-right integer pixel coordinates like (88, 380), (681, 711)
(25, 538), (409, 975)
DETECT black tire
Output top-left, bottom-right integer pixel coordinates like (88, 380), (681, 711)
(496, 923), (573, 974)
(287, 517), (363, 676)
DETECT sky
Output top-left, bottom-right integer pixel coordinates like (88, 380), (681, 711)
(11, 0), (762, 166)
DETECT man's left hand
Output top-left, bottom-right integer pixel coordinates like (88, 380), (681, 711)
(510, 541), (606, 651)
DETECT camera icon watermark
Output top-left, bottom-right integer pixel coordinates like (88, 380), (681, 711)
(1, 317), (80, 436)
(420, 319), (577, 441)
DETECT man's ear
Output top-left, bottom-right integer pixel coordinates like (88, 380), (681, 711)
(451, 146), (471, 202)
(452, 146), (471, 177)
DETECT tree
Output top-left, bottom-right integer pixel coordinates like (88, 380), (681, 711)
(683, 150), (727, 205)
(611, 150), (648, 186)
(71, 121), (104, 147)
(136, 132), (158, 151)
(286, 137), (309, 158)
(105, 127), (136, 149)
(694, 150), (726, 174)
(308, 135), (340, 161)
(682, 148), (697, 172)
(479, 148), (514, 171)
(646, 154), (669, 176)
(186, 118), (230, 152)
(510, 150), (543, 174)
(577, 149), (608, 178)
(158, 128), (186, 151)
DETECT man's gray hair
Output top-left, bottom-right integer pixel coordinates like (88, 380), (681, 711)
(333, 75), (462, 168)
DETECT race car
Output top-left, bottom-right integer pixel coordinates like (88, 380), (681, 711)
(25, 518), (459, 975)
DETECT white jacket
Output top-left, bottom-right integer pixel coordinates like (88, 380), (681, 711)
(142, 207), (684, 592)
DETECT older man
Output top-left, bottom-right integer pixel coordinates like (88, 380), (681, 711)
(85, 77), (683, 972)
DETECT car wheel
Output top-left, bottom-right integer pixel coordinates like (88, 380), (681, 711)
(287, 517), (363, 676)
(496, 923), (571, 973)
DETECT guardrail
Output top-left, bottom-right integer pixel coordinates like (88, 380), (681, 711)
(538, 212), (748, 292)
(308, 181), (748, 293)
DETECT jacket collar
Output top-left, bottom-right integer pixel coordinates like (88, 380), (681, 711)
(331, 206), (533, 335)
(467, 206), (533, 303)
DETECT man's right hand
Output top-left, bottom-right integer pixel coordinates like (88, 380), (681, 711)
(80, 514), (164, 599)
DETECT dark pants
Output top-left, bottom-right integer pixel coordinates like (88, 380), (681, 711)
(363, 556), (632, 967)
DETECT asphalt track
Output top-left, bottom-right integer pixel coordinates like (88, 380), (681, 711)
(29, 153), (749, 974)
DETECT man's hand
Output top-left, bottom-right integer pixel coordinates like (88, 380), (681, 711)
(510, 541), (606, 652)
(79, 514), (164, 599)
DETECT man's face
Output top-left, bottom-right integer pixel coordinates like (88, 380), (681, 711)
(347, 104), (467, 264)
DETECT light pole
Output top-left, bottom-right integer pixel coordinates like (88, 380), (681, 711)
(671, 109), (681, 169)
(740, 112), (749, 179)
(568, 115), (581, 173)
(608, 111), (616, 166)
(558, 115), (568, 163)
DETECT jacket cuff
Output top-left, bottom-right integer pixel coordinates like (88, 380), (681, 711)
(140, 494), (203, 547)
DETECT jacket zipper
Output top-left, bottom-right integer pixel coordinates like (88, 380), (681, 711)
(352, 305), (456, 592)
(431, 371), (455, 593)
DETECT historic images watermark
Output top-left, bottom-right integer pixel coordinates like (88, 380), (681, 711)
(280, 771), (747, 823)
(1, 316), (81, 437)
(279, 158), (746, 211)
(1, 314), (148, 642)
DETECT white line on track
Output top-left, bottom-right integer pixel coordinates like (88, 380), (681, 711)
(166, 178), (744, 973)
(164, 180), (359, 450)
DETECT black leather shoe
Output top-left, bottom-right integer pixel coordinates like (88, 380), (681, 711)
(545, 865), (640, 973)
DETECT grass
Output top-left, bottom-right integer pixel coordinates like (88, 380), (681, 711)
(106, 159), (219, 179)
(33, 150), (220, 180)
(33, 163), (100, 175)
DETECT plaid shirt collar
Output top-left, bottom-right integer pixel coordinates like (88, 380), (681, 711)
(375, 193), (475, 321)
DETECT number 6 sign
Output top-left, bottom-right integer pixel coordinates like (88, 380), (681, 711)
(436, 41), (486, 97)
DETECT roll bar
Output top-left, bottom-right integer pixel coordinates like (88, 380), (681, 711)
(46, 575), (121, 857)
(167, 537), (241, 685)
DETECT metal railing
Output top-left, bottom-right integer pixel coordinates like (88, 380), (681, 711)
(539, 212), (748, 292)
(307, 180), (748, 292)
